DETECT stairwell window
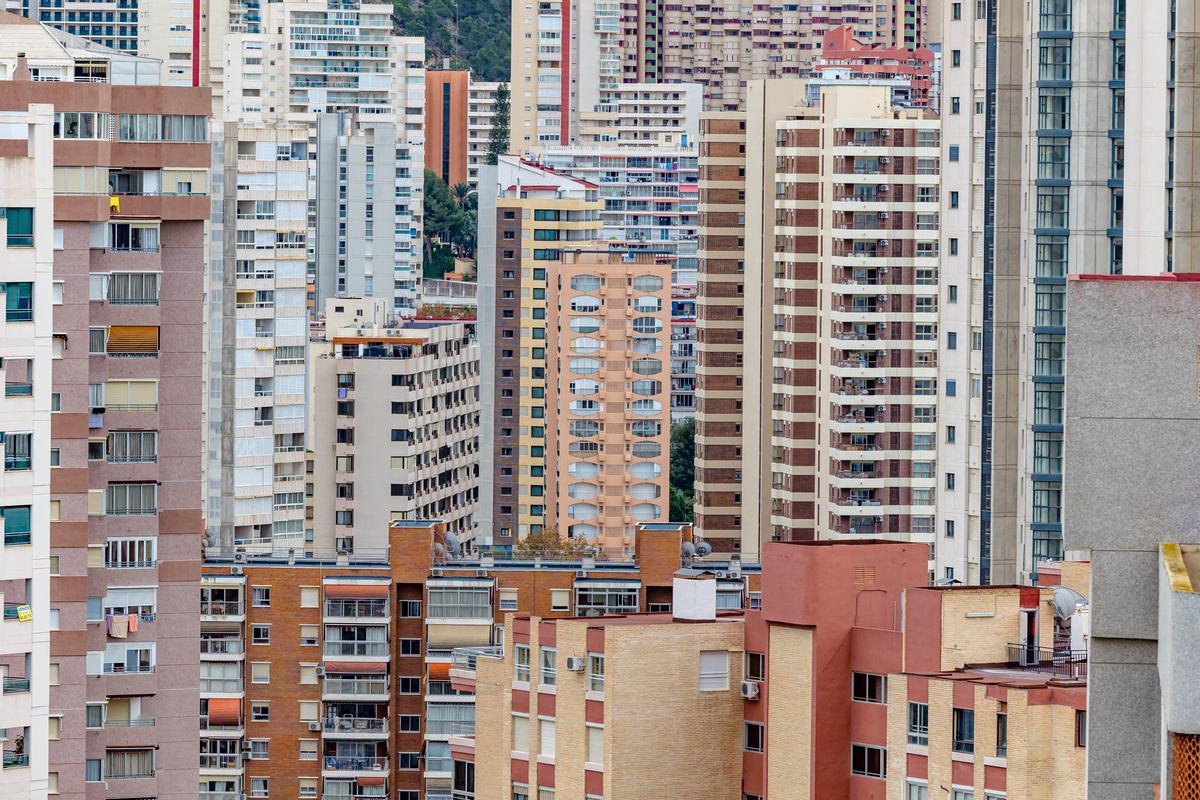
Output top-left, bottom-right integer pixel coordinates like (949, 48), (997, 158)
(850, 743), (886, 778)
(744, 722), (764, 753)
(952, 708), (975, 753)
(852, 672), (886, 704)
(908, 702), (929, 745)
(587, 653), (605, 692)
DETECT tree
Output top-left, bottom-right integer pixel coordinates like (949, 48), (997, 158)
(669, 418), (696, 522)
(487, 84), (511, 165)
(423, 169), (477, 274)
(450, 182), (475, 209)
(513, 527), (595, 559)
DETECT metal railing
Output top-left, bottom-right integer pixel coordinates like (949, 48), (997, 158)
(1005, 644), (1088, 678)
(103, 664), (154, 675)
(106, 717), (155, 727)
(323, 717), (386, 734)
(200, 638), (244, 655)
(323, 641), (388, 657)
(2, 752), (29, 768)
(323, 677), (387, 696)
(200, 715), (243, 731)
(200, 600), (244, 616)
(3, 532), (31, 546)
(450, 646), (504, 672)
(199, 753), (240, 770)
(322, 756), (387, 772)
(324, 600), (388, 619)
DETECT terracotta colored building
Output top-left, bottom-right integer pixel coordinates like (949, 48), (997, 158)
(546, 251), (672, 556)
(199, 521), (760, 800)
(425, 71), (471, 188)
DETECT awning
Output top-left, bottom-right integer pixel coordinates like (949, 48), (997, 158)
(356, 776), (386, 787)
(325, 583), (389, 599)
(428, 661), (451, 680)
(207, 697), (240, 725)
(107, 325), (159, 354)
(324, 661), (387, 674)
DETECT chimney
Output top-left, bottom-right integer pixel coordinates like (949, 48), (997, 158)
(672, 574), (716, 621)
(14, 53), (31, 82)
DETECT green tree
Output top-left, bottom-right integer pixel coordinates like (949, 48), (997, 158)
(669, 418), (696, 522)
(487, 84), (511, 165)
(423, 169), (477, 274)
(513, 527), (595, 559)
(450, 182), (476, 210)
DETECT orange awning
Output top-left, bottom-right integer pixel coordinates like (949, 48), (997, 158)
(325, 583), (389, 599)
(357, 776), (386, 787)
(207, 697), (240, 725)
(324, 661), (387, 674)
(107, 326), (159, 354)
(428, 662), (451, 680)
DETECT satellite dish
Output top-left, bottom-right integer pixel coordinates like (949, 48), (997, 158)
(1053, 586), (1087, 618)
(695, 540), (713, 557)
(433, 542), (446, 558)
(681, 541), (696, 558)
(444, 531), (461, 556)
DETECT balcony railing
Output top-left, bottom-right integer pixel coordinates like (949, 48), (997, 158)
(451, 645), (504, 671)
(3, 532), (31, 546)
(2, 752), (29, 769)
(106, 717), (155, 727)
(103, 664), (154, 675)
(324, 600), (388, 619)
(323, 677), (387, 696)
(2, 604), (25, 620)
(323, 717), (387, 734)
(1005, 644), (1088, 678)
(322, 756), (388, 772)
(200, 715), (243, 731)
(201, 600), (245, 616)
(323, 641), (388, 657)
(1, 677), (30, 694)
(201, 638), (245, 655)
(199, 753), (240, 770)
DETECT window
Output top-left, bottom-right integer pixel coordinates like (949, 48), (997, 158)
(251, 625), (270, 645)
(908, 702), (929, 745)
(1037, 186), (1069, 229)
(399, 714), (421, 732)
(541, 647), (557, 686)
(1039, 39), (1072, 80)
(85, 759), (103, 782)
(500, 588), (519, 611)
(852, 673), (886, 703)
(250, 662), (270, 684)
(851, 743), (886, 778)
(744, 722), (764, 752)
(949, 144), (960, 161)
(399, 600), (422, 617)
(949, 191), (959, 209)
(907, 783), (929, 800)
(951, 791), (974, 800)
(299, 625), (318, 646)
(251, 587), (271, 607)
(298, 740), (317, 760)
(1034, 431), (1064, 475)
(428, 585), (491, 619)
(588, 654), (605, 692)
(512, 715), (530, 752)
(1038, 88), (1071, 130)
(400, 676), (421, 694)
(104, 482), (156, 515)
(745, 652), (765, 681)
(299, 587), (319, 608)
(952, 1), (961, 18)
(1035, 284), (1066, 327)
(550, 589), (569, 612)
(946, 379), (957, 397)
(952, 708), (975, 753)
(586, 725), (604, 764)
(699, 650), (730, 691)
(515, 644), (531, 682)
(4, 282), (33, 322)
(1035, 334), (1065, 377)
(249, 777), (269, 798)
(1075, 710), (1087, 747)
(1037, 138), (1070, 179)
(946, 426), (957, 444)
(400, 638), (422, 656)
(86, 703), (105, 729)
(996, 713), (1008, 756)
(251, 702), (269, 722)
(539, 718), (556, 757)
(105, 749), (155, 778)
(1, 207), (33, 247)
(107, 431), (156, 463)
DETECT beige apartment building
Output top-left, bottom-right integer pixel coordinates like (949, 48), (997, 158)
(310, 298), (481, 556)
(546, 251), (672, 556)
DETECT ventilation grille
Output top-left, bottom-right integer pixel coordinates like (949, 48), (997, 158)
(854, 566), (876, 585)
(1174, 733), (1200, 800)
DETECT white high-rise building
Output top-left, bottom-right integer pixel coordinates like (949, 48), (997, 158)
(0, 101), (53, 800)
(467, 80), (500, 189)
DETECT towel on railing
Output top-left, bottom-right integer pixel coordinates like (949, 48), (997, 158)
(105, 615), (113, 634)
(110, 616), (128, 638)
(128, 614), (138, 633)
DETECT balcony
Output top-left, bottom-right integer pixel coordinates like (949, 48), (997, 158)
(199, 753), (241, 770)
(200, 600), (245, 619)
(105, 717), (155, 728)
(2, 752), (29, 769)
(1005, 644), (1088, 679)
(200, 638), (245, 657)
(323, 717), (387, 736)
(324, 600), (389, 620)
(450, 645), (504, 672)
(103, 664), (154, 675)
(322, 756), (388, 774)
(323, 677), (388, 698)
(323, 641), (388, 658)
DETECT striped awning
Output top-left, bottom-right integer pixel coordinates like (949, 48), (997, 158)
(207, 697), (240, 725)
(325, 583), (389, 599)
(427, 661), (451, 681)
(356, 776), (386, 787)
(324, 661), (387, 674)
(107, 325), (159, 354)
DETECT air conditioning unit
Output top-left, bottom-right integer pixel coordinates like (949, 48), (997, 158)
(314, 666), (326, 677)
(576, 570), (587, 578)
(878, 322), (888, 329)
(475, 569), (488, 578)
(308, 722), (321, 732)
(241, 742), (254, 752)
(230, 566), (244, 576)
(565, 656), (586, 672)
(234, 552), (247, 564)
(878, 212), (889, 220)
(740, 680), (760, 700)
(879, 129), (890, 137)
(431, 568), (443, 577)
(879, 157), (889, 165)
(879, 240), (889, 247)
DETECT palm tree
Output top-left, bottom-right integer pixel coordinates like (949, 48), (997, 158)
(450, 182), (475, 210)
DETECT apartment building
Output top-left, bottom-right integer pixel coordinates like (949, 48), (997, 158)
(0, 17), (209, 800)
(574, 83), (702, 149)
(198, 520), (758, 800)
(544, 251), (672, 556)
(7, 0), (203, 85)
(508, 0), (568, 149)
(466, 80), (500, 190)
(1063, 274), (1200, 798)
(670, 286), (697, 422)
(808, 25), (936, 109)
(476, 156), (601, 553)
(0, 101), (53, 800)
(454, 539), (1088, 800)
(538, 146), (699, 286)
(206, 122), (310, 554)
(464, 581), (746, 800)
(311, 298), (481, 554)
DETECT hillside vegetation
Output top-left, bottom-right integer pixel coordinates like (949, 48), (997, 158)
(392, 0), (510, 82)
